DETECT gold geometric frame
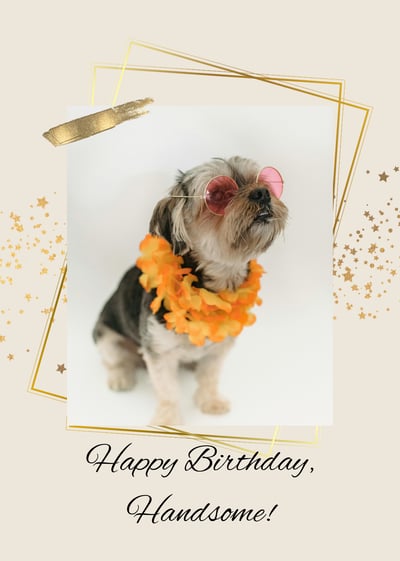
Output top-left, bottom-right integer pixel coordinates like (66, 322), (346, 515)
(29, 40), (371, 449)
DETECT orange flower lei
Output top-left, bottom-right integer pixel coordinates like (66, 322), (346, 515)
(136, 234), (265, 347)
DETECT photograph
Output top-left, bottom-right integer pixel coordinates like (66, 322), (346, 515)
(67, 104), (334, 426)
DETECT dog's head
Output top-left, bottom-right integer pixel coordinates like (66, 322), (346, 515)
(149, 156), (288, 265)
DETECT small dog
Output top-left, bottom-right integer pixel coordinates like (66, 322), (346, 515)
(93, 156), (288, 425)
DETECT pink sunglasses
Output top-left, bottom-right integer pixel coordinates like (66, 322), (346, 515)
(171, 166), (284, 216)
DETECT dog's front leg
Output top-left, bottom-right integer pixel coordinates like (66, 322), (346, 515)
(142, 349), (181, 425)
(194, 341), (232, 415)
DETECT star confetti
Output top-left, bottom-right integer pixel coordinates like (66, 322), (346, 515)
(1, 194), (67, 371)
(334, 198), (399, 319)
(36, 197), (49, 208)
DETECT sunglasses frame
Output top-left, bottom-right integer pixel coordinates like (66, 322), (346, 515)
(169, 166), (284, 216)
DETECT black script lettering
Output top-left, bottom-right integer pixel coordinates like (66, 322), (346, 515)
(185, 445), (217, 472)
(268, 453), (309, 478)
(86, 443), (178, 478)
(127, 494), (173, 524)
(190, 504), (213, 522)
(230, 507), (267, 522)
(86, 443), (131, 473)
(185, 445), (309, 478)
(127, 494), (273, 523)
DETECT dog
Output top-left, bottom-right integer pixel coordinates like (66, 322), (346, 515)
(93, 156), (288, 425)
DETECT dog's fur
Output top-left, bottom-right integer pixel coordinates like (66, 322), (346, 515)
(93, 156), (288, 425)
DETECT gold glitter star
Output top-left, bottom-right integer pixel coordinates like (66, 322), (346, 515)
(37, 197), (49, 208)
(394, 166), (399, 172)
(372, 224), (379, 232)
(359, 312), (366, 319)
(55, 235), (64, 244)
(56, 364), (66, 373)
(368, 244), (377, 254)
(25, 293), (32, 301)
(7, 354), (14, 360)
(379, 172), (389, 182)
(0, 335), (5, 343)
(40, 267), (48, 275)
(390, 269), (397, 276)
(351, 284), (359, 291)
(343, 270), (354, 282)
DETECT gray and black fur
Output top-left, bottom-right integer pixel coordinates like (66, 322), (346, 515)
(93, 156), (288, 425)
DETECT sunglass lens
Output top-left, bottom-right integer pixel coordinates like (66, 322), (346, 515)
(205, 176), (239, 215)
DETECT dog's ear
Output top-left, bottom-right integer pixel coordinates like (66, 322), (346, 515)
(149, 198), (173, 241)
(149, 197), (190, 255)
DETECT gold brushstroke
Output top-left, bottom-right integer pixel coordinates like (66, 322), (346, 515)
(43, 98), (153, 146)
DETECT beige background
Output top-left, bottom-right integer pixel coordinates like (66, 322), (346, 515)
(1, 1), (399, 559)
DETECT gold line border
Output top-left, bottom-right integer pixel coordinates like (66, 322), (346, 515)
(113, 41), (366, 109)
(68, 423), (319, 449)
(333, 107), (371, 238)
(31, 41), (370, 447)
(28, 258), (67, 401)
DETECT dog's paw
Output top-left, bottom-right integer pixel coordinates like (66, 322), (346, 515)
(107, 369), (136, 391)
(151, 402), (181, 425)
(195, 392), (231, 415)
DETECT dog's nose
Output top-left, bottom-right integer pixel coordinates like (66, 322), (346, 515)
(249, 188), (271, 204)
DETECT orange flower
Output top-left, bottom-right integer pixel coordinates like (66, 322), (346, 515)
(136, 234), (264, 346)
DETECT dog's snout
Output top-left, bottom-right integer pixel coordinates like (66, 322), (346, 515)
(249, 188), (271, 204)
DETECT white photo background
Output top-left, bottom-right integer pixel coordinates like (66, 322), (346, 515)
(68, 105), (334, 426)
